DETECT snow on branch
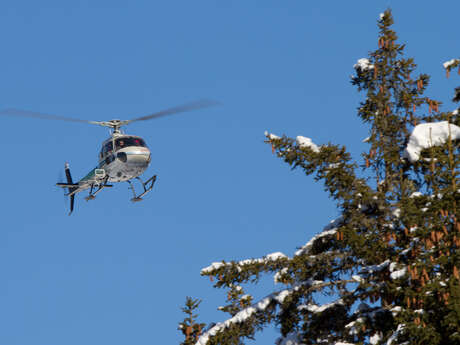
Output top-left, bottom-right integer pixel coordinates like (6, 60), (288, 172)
(296, 136), (320, 152)
(195, 287), (297, 345)
(264, 130), (281, 140)
(356, 259), (406, 284)
(302, 298), (344, 314)
(359, 260), (390, 275)
(295, 217), (343, 256)
(265, 132), (321, 153)
(443, 58), (460, 70)
(403, 121), (460, 162)
(385, 324), (405, 345)
(354, 58), (374, 71)
(201, 252), (288, 275)
(196, 279), (356, 345)
(389, 262), (407, 280)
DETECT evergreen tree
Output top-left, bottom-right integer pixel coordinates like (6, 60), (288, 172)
(184, 10), (460, 345)
(179, 297), (206, 345)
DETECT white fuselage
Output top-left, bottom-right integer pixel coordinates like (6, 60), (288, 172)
(102, 146), (151, 182)
(97, 135), (151, 183)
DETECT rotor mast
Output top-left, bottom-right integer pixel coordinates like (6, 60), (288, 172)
(89, 119), (130, 134)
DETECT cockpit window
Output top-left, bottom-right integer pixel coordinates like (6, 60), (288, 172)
(104, 141), (113, 152)
(100, 141), (114, 159)
(115, 137), (146, 150)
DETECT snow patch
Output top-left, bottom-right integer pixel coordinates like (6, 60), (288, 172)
(403, 121), (460, 162)
(195, 296), (273, 344)
(265, 131), (280, 140)
(390, 306), (402, 316)
(196, 288), (296, 345)
(201, 252), (287, 274)
(275, 290), (292, 304)
(386, 324), (405, 345)
(443, 59), (459, 69)
(274, 267), (289, 283)
(201, 262), (225, 274)
(361, 260), (390, 274)
(295, 217), (342, 256)
(390, 267), (407, 280)
(266, 252), (288, 261)
(354, 58), (374, 71)
(296, 136), (319, 152)
(389, 263), (407, 280)
(305, 299), (344, 313)
(370, 333), (382, 344)
(295, 229), (337, 256)
(352, 275), (364, 283)
(392, 208), (401, 218)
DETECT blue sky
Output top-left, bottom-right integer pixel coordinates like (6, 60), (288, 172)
(1, 1), (458, 344)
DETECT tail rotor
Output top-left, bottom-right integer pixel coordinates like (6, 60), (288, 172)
(64, 163), (77, 215)
(57, 169), (68, 209)
(56, 163), (77, 215)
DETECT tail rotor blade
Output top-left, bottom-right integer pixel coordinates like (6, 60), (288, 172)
(65, 162), (73, 184)
(69, 195), (75, 216)
(63, 162), (77, 215)
(57, 169), (68, 209)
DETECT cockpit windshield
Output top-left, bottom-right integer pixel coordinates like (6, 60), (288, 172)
(100, 141), (113, 159)
(115, 137), (146, 150)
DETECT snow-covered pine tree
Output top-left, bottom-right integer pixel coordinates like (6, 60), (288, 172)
(185, 10), (460, 345)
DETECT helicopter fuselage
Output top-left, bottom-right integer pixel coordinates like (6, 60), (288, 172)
(99, 146), (150, 182)
(97, 134), (151, 182)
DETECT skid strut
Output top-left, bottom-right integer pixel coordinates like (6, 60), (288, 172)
(85, 177), (113, 201)
(127, 175), (157, 202)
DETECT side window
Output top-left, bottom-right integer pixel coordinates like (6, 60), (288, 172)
(115, 139), (125, 149)
(133, 138), (146, 147)
(105, 142), (113, 153)
(113, 137), (146, 148)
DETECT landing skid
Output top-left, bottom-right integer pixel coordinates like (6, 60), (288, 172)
(127, 175), (157, 202)
(85, 177), (113, 201)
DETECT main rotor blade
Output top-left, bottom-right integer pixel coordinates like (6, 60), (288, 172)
(0, 108), (98, 125)
(126, 99), (219, 124)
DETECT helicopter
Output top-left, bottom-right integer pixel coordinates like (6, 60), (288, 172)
(0, 100), (217, 214)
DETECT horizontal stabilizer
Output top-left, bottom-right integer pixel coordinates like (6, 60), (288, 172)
(56, 183), (79, 188)
(57, 182), (114, 188)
